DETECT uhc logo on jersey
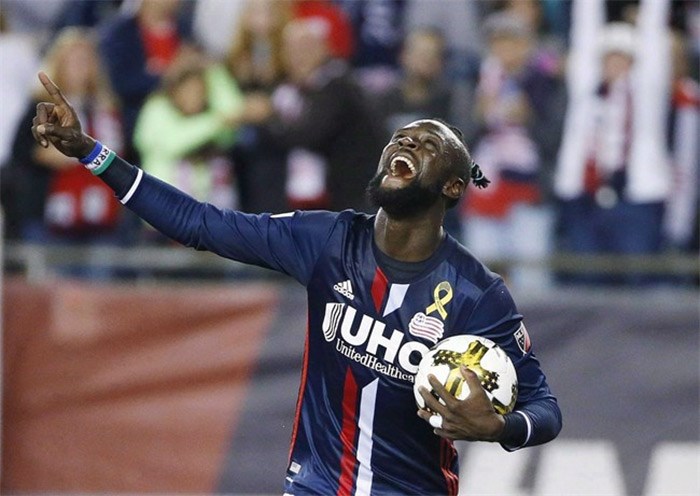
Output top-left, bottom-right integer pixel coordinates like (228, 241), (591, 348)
(321, 302), (430, 382)
(322, 303), (345, 341)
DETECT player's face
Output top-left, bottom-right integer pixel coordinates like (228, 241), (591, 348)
(367, 120), (460, 218)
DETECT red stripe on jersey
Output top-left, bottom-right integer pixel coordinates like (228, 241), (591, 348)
(441, 438), (459, 496)
(370, 268), (388, 314)
(337, 368), (359, 496)
(288, 321), (311, 461)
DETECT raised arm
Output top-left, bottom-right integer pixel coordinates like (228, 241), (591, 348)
(31, 72), (336, 285)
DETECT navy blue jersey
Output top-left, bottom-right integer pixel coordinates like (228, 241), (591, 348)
(122, 170), (560, 495)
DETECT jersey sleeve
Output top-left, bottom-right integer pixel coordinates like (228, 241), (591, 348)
(125, 168), (338, 285)
(464, 279), (563, 450)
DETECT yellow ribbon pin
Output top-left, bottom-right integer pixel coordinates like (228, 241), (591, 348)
(425, 281), (453, 320)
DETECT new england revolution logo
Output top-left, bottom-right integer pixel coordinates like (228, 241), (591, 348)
(408, 312), (444, 344)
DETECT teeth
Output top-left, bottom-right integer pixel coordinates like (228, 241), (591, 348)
(390, 156), (416, 176)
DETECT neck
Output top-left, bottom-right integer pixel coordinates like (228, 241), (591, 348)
(373, 207), (445, 262)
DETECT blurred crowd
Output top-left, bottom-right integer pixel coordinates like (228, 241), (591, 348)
(0, 0), (698, 288)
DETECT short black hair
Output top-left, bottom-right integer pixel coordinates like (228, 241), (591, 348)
(431, 119), (490, 208)
(433, 118), (471, 180)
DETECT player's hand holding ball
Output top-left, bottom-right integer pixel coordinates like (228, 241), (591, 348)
(415, 335), (518, 441)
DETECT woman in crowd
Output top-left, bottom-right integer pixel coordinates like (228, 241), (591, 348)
(9, 27), (123, 247)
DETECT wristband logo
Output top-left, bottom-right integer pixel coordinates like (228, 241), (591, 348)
(86, 145), (114, 172)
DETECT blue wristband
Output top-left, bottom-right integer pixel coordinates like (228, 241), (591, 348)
(79, 141), (103, 164)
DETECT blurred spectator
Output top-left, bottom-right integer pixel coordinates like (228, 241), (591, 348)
(0, 0), (69, 46)
(460, 11), (564, 290)
(405, 0), (483, 79)
(200, 0), (356, 65)
(133, 55), (245, 210)
(0, 9), (39, 168)
(294, 0), (354, 61)
(555, 0), (672, 285)
(96, 0), (193, 245)
(225, 0), (292, 93)
(685, 1), (700, 80)
(373, 27), (462, 237)
(403, 0), (484, 135)
(257, 17), (384, 212)
(98, 0), (192, 161)
(337, 0), (405, 93)
(501, 0), (566, 71)
(498, 0), (567, 195)
(539, 0), (572, 45)
(222, 0), (292, 214)
(0, 9), (40, 239)
(663, 31), (699, 253)
(7, 27), (123, 250)
(192, 0), (246, 60)
(52, 0), (122, 33)
(375, 27), (451, 136)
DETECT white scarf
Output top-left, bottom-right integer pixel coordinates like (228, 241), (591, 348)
(591, 76), (632, 176)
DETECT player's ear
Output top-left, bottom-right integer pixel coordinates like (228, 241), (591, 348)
(442, 176), (466, 202)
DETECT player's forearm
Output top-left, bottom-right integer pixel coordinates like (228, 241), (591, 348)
(500, 397), (562, 451)
(79, 141), (311, 277)
(80, 140), (208, 248)
(78, 139), (139, 199)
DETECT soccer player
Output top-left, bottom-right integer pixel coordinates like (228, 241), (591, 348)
(32, 71), (562, 495)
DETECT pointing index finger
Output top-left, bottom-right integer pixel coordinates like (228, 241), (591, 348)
(38, 71), (68, 106)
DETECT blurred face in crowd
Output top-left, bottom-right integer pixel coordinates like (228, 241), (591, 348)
(602, 52), (634, 83)
(282, 19), (330, 84)
(55, 39), (100, 96)
(489, 33), (532, 74)
(505, 0), (542, 33)
(171, 73), (207, 116)
(244, 0), (280, 37)
(139, 0), (182, 19)
(400, 30), (445, 82)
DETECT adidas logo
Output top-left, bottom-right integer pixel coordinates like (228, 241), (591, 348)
(333, 279), (355, 300)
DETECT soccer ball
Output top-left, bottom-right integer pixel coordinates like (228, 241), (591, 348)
(413, 335), (518, 415)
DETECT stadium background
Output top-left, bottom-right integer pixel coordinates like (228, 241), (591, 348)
(3, 276), (698, 495)
(1, 0), (699, 494)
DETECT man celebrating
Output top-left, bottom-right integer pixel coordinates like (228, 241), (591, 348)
(32, 72), (561, 494)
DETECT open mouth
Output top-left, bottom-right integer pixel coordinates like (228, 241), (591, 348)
(390, 156), (417, 179)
